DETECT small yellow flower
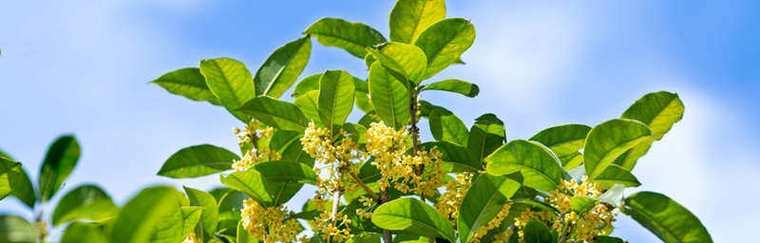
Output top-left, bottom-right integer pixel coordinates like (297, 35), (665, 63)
(436, 172), (473, 220)
(240, 199), (300, 243)
(182, 232), (201, 243)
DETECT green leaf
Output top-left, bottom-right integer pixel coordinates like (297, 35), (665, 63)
(623, 191), (712, 243)
(221, 161), (314, 206)
(415, 18), (476, 79)
(371, 197), (455, 241)
(294, 90), (321, 123)
(428, 106), (468, 146)
(255, 37), (312, 98)
(467, 113), (506, 163)
(157, 144), (239, 178)
(390, 0), (446, 43)
(530, 124), (591, 158)
(584, 119), (652, 178)
(485, 140), (567, 192)
(570, 196), (597, 214)
(523, 220), (557, 243)
(368, 62), (411, 129)
(354, 78), (375, 112)
(292, 73), (321, 97)
(622, 91), (684, 140)
(318, 70), (356, 128)
(200, 57), (255, 121)
(458, 174), (521, 243)
(305, 18), (386, 58)
(39, 135), (80, 202)
(594, 236), (625, 243)
(421, 79), (479, 97)
(0, 215), (36, 243)
(52, 185), (118, 226)
(111, 186), (186, 243)
(236, 220), (258, 243)
(0, 158), (16, 201)
(9, 166), (35, 208)
(239, 96), (309, 131)
(592, 164), (641, 188)
(152, 67), (220, 105)
(184, 186), (219, 236)
(432, 142), (479, 172)
(61, 223), (109, 243)
(180, 206), (203, 237)
(367, 42), (428, 83)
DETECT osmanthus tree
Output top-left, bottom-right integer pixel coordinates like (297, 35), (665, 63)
(0, 0), (712, 243)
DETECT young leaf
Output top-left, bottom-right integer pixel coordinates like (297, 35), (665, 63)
(39, 135), (80, 202)
(238, 96), (309, 131)
(390, 0), (446, 43)
(292, 73), (321, 97)
(367, 42), (428, 83)
(305, 18), (386, 58)
(485, 140), (567, 192)
(255, 37), (312, 98)
(371, 197), (455, 241)
(428, 106), (468, 146)
(111, 186), (186, 243)
(0, 215), (37, 243)
(467, 113), (506, 162)
(61, 223), (109, 243)
(592, 164), (641, 188)
(623, 191), (712, 243)
(622, 91), (684, 140)
(584, 119), (652, 178)
(200, 57), (255, 121)
(220, 161), (314, 206)
(52, 184), (118, 226)
(530, 124), (591, 157)
(368, 62), (411, 129)
(157, 144), (239, 178)
(152, 67), (220, 105)
(318, 70), (355, 128)
(415, 18), (476, 79)
(180, 206), (203, 238)
(457, 174), (521, 243)
(184, 186), (219, 236)
(421, 79), (479, 97)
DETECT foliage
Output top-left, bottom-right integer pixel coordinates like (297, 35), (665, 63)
(0, 0), (712, 242)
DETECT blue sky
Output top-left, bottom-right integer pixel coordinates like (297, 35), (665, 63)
(1, 0), (758, 241)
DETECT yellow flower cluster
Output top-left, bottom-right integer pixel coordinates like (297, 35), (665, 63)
(366, 122), (445, 197)
(232, 123), (279, 171)
(355, 196), (376, 219)
(513, 210), (555, 240)
(182, 232), (201, 243)
(470, 203), (512, 242)
(240, 199), (300, 243)
(313, 210), (353, 242)
(436, 172), (473, 220)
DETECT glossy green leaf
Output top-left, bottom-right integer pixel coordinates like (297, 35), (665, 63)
(368, 62), (411, 128)
(270, 130), (313, 166)
(305, 18), (386, 58)
(523, 219), (557, 243)
(467, 113), (506, 162)
(584, 119), (652, 178)
(52, 185), (118, 226)
(256, 37), (311, 98)
(236, 220), (258, 243)
(9, 166), (35, 208)
(39, 135), (80, 202)
(592, 164), (641, 188)
(421, 79), (479, 97)
(180, 206), (203, 237)
(221, 161), (314, 206)
(0, 158), (16, 200)
(61, 223), (108, 243)
(292, 73), (321, 97)
(157, 144), (239, 178)
(200, 57), (255, 121)
(371, 197), (455, 241)
(622, 91), (684, 140)
(367, 42), (428, 83)
(111, 186), (186, 243)
(428, 106), (468, 146)
(238, 96), (309, 131)
(530, 124), (591, 158)
(458, 174), (521, 243)
(390, 0), (446, 43)
(184, 186), (219, 236)
(354, 78), (375, 112)
(415, 18), (476, 79)
(433, 142), (479, 172)
(294, 90), (321, 123)
(318, 70), (355, 128)
(623, 191), (712, 243)
(0, 215), (36, 243)
(152, 67), (220, 105)
(485, 140), (567, 192)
